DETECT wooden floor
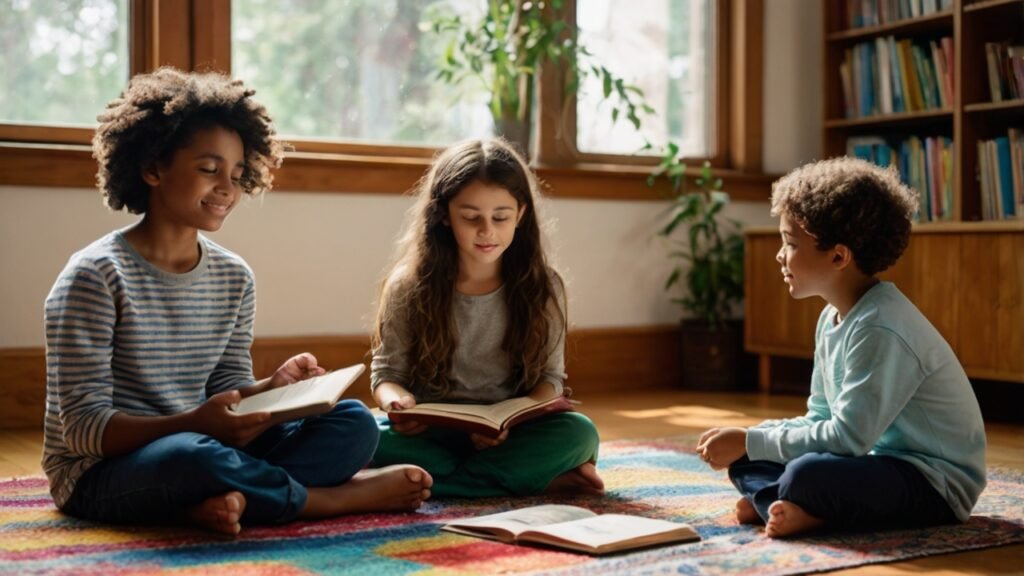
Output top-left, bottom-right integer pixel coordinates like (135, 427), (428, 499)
(2, 389), (1020, 575)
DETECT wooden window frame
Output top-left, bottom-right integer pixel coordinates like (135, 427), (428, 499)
(0, 0), (771, 201)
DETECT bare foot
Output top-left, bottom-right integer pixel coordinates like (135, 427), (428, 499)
(187, 491), (246, 536)
(544, 462), (605, 496)
(765, 500), (824, 538)
(735, 497), (763, 525)
(300, 465), (433, 518)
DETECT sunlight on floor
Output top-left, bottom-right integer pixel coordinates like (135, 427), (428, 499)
(615, 404), (765, 429)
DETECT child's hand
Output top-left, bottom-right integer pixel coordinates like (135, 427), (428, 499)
(268, 352), (325, 389)
(389, 394), (428, 435)
(470, 429), (508, 451)
(191, 390), (272, 447)
(696, 427), (747, 470)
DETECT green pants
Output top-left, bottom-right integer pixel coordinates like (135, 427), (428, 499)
(372, 412), (600, 498)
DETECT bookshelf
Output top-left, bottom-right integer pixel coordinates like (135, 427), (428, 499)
(824, 0), (1024, 224)
(744, 0), (1024, 392)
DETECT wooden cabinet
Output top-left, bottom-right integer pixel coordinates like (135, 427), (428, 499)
(745, 226), (1024, 391)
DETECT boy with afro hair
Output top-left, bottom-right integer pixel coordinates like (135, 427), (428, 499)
(44, 68), (432, 536)
(696, 157), (985, 538)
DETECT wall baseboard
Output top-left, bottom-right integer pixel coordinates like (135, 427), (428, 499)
(0, 325), (682, 429)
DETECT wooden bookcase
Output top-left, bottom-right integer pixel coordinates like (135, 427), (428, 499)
(745, 0), (1024, 392)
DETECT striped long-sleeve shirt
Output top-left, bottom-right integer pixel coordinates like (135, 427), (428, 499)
(42, 230), (256, 507)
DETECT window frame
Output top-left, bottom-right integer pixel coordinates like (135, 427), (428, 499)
(0, 0), (771, 201)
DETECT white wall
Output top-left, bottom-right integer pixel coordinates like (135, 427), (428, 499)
(0, 2), (821, 348)
(763, 0), (823, 173)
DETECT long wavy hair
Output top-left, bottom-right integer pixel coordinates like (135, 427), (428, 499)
(373, 138), (565, 399)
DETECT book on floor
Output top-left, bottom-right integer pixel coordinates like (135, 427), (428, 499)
(440, 504), (701, 555)
(230, 363), (365, 424)
(386, 382), (574, 438)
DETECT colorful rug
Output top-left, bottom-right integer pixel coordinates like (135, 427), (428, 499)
(2, 438), (1022, 575)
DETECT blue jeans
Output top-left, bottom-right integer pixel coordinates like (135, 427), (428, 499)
(62, 399), (378, 525)
(728, 452), (957, 530)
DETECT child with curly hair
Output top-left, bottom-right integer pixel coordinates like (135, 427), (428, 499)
(697, 157), (986, 538)
(369, 138), (604, 498)
(43, 68), (431, 536)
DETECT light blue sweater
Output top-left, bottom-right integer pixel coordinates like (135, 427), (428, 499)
(746, 282), (986, 522)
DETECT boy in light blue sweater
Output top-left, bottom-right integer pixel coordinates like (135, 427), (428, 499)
(697, 157), (986, 538)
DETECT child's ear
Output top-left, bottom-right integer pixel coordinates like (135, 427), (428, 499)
(832, 244), (854, 270)
(141, 163), (161, 187)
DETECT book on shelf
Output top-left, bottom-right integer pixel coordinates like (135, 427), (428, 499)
(845, 0), (952, 30)
(386, 381), (574, 438)
(231, 364), (365, 425)
(440, 504), (701, 556)
(847, 134), (953, 222)
(840, 35), (951, 119)
(978, 130), (1024, 221)
(985, 43), (1024, 102)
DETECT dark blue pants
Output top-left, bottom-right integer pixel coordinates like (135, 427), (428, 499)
(728, 452), (956, 530)
(63, 399), (378, 525)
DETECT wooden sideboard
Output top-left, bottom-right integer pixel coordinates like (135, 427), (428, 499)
(744, 224), (1024, 392)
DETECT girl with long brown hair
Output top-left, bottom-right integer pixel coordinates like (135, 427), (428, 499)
(370, 138), (603, 497)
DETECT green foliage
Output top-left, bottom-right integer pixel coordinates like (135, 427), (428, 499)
(428, 0), (649, 148)
(234, 0), (478, 143)
(0, 0), (129, 126)
(651, 152), (744, 328)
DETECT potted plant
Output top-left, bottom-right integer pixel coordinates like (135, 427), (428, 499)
(428, 0), (649, 156)
(650, 149), (750, 389)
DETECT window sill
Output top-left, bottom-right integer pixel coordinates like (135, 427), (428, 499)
(0, 143), (776, 202)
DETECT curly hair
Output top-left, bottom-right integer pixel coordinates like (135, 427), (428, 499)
(372, 138), (566, 400)
(92, 67), (284, 213)
(770, 157), (920, 276)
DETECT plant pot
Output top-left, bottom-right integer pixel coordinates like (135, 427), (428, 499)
(678, 319), (755, 390)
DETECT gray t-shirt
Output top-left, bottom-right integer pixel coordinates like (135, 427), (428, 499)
(371, 277), (567, 403)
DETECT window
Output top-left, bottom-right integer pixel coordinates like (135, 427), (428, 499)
(232, 0), (492, 148)
(0, 0), (130, 127)
(576, 0), (713, 158)
(0, 0), (766, 200)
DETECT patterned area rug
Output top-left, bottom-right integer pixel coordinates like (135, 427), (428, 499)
(2, 437), (1022, 575)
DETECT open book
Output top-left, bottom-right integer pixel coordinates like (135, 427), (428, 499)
(386, 382), (574, 438)
(231, 364), (365, 425)
(441, 504), (700, 555)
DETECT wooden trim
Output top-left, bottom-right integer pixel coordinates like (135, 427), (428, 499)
(728, 0), (763, 172)
(0, 143), (776, 202)
(0, 125), (94, 146)
(192, 0), (231, 73)
(963, 0), (1024, 12)
(270, 152), (429, 195)
(155, 0), (192, 70)
(824, 9), (953, 42)
(747, 221), (1024, 234)
(0, 348), (47, 429)
(0, 144), (97, 189)
(0, 326), (685, 430)
(131, 0), (156, 73)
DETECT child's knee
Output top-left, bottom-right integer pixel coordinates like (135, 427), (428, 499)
(557, 412), (601, 459)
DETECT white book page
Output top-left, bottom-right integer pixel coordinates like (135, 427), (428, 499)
(523, 514), (689, 548)
(447, 505), (595, 538)
(232, 364), (365, 415)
